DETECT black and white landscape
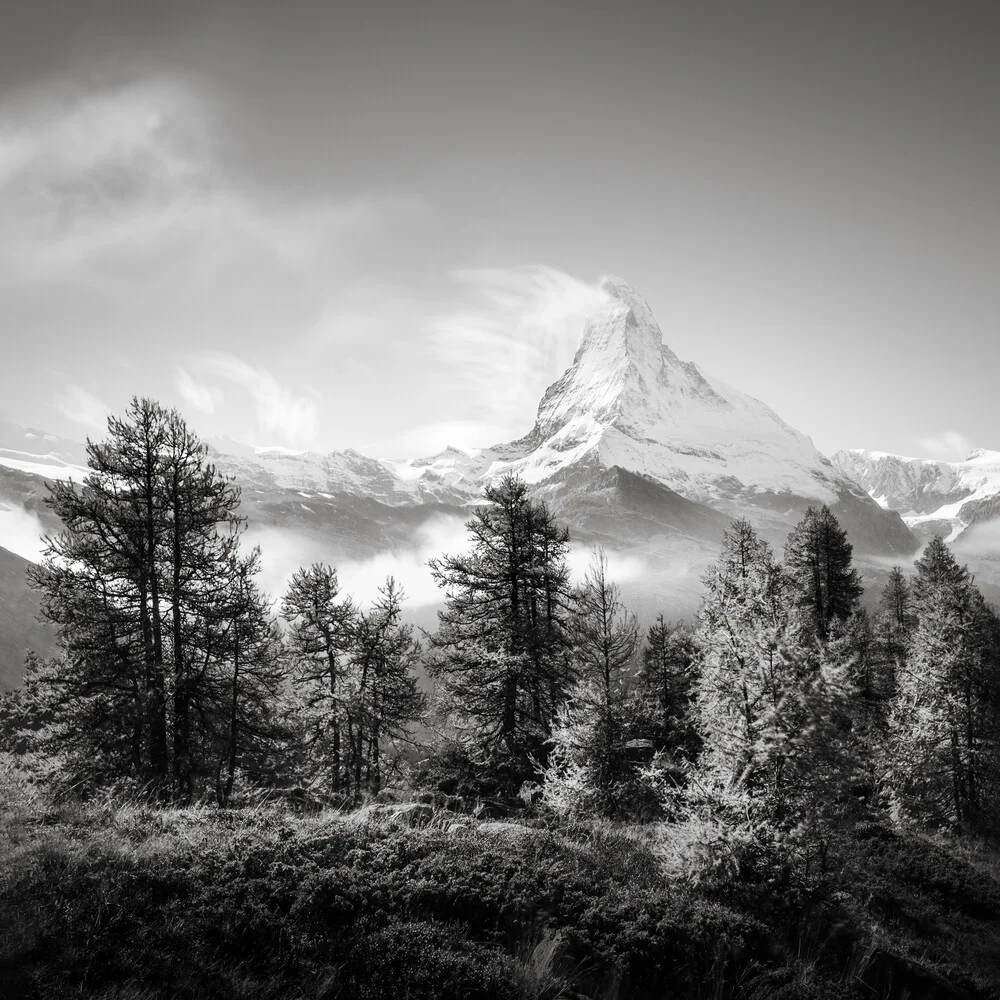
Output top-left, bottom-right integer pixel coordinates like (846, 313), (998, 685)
(2, 3), (1000, 999)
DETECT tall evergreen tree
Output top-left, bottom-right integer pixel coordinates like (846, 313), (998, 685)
(888, 538), (1000, 832)
(693, 519), (861, 837)
(427, 473), (575, 772)
(574, 548), (639, 701)
(784, 506), (863, 641)
(542, 550), (640, 817)
(347, 577), (426, 794)
(24, 398), (273, 799)
(638, 615), (698, 758)
(281, 564), (357, 794)
(876, 566), (916, 676)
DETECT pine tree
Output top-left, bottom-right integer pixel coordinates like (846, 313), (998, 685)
(876, 566), (915, 676)
(215, 549), (288, 807)
(24, 398), (266, 799)
(693, 519), (861, 840)
(542, 550), (640, 817)
(347, 577), (425, 794)
(784, 506), (863, 641)
(427, 473), (575, 775)
(888, 538), (1000, 832)
(574, 548), (639, 701)
(638, 615), (698, 759)
(281, 564), (357, 794)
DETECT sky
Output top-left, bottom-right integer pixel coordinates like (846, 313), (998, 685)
(0, 0), (997, 463)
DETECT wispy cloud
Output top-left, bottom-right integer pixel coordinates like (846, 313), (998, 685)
(0, 504), (45, 562)
(188, 353), (318, 448)
(175, 367), (220, 414)
(0, 73), (426, 287)
(425, 265), (610, 435)
(52, 383), (108, 431)
(918, 430), (973, 459)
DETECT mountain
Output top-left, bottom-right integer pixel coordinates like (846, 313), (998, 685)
(0, 545), (54, 690)
(211, 277), (915, 556)
(0, 277), (920, 688)
(832, 448), (1000, 544)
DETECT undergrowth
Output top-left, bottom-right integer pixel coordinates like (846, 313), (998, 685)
(1, 760), (999, 1000)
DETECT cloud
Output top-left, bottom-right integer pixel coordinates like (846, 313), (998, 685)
(425, 265), (610, 435)
(175, 367), (220, 414)
(0, 504), (46, 562)
(187, 353), (318, 448)
(0, 73), (426, 287)
(52, 383), (108, 430)
(919, 431), (974, 459)
(246, 515), (471, 610)
(399, 420), (509, 455)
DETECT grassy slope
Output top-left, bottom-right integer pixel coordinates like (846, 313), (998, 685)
(1, 770), (999, 1000)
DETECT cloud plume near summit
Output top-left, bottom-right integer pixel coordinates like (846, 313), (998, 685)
(420, 266), (611, 449)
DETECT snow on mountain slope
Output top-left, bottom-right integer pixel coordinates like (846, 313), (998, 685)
(833, 448), (1000, 543)
(206, 276), (912, 555)
(492, 276), (844, 505)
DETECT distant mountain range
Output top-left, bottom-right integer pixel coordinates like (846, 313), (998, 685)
(10, 277), (991, 690)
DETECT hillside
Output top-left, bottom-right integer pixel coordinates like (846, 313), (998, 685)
(2, 770), (999, 1000)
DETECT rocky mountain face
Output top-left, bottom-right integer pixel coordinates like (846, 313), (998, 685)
(832, 448), (1000, 544)
(0, 278), (920, 688)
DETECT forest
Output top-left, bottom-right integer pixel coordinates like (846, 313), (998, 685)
(2, 397), (1000, 1000)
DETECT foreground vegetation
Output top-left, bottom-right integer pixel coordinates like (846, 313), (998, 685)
(2, 760), (1000, 999)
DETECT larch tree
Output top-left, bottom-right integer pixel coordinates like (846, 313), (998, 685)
(542, 549), (641, 817)
(784, 506), (863, 642)
(888, 538), (1000, 832)
(281, 563), (358, 794)
(693, 519), (861, 842)
(638, 615), (699, 759)
(24, 397), (275, 800)
(426, 473), (576, 776)
(346, 577), (425, 794)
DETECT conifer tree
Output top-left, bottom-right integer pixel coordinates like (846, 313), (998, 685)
(215, 549), (288, 806)
(281, 564), (357, 793)
(876, 566), (915, 675)
(693, 519), (861, 840)
(427, 473), (575, 775)
(24, 398), (270, 799)
(638, 615), (698, 758)
(346, 577), (425, 794)
(784, 506), (863, 641)
(542, 550), (641, 817)
(888, 538), (1000, 832)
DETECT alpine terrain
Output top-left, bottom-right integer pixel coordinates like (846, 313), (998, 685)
(0, 278), (917, 689)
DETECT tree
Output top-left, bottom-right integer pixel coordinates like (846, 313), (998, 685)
(214, 550), (289, 807)
(542, 550), (642, 817)
(24, 397), (275, 800)
(638, 615), (699, 759)
(784, 506), (863, 641)
(692, 519), (862, 848)
(427, 473), (575, 776)
(888, 538), (1000, 832)
(346, 578), (425, 794)
(281, 564), (357, 794)
(876, 566), (915, 677)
